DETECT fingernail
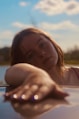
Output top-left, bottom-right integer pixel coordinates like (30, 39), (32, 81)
(11, 94), (18, 100)
(34, 95), (39, 100)
(31, 94), (40, 102)
(21, 94), (27, 100)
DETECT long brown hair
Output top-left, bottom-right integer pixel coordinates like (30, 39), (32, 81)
(11, 28), (64, 70)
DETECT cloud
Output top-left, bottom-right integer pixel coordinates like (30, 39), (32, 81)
(19, 1), (28, 7)
(39, 21), (78, 31)
(0, 30), (14, 40)
(12, 21), (79, 36)
(34, 0), (79, 15)
(12, 22), (33, 29)
(0, 30), (14, 47)
(66, 0), (79, 15)
(56, 31), (79, 51)
(0, 21), (79, 49)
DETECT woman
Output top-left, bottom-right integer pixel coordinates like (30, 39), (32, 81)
(5, 28), (79, 102)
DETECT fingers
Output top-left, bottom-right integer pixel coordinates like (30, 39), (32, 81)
(31, 86), (51, 101)
(4, 86), (23, 101)
(20, 85), (39, 101)
(31, 85), (69, 101)
(4, 84), (39, 102)
(4, 84), (69, 103)
(4, 85), (50, 102)
(5, 86), (22, 97)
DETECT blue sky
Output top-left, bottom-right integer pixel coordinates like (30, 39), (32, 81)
(0, 0), (79, 52)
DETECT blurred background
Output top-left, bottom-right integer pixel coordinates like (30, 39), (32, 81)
(0, 0), (79, 84)
(0, 2), (79, 119)
(0, 0), (79, 65)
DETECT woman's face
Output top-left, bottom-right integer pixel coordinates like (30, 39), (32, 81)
(20, 33), (58, 71)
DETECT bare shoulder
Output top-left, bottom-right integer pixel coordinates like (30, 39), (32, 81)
(70, 66), (79, 77)
(71, 66), (79, 71)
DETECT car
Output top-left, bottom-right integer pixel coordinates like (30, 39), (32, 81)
(0, 86), (79, 119)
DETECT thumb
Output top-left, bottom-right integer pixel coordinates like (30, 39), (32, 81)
(52, 85), (69, 99)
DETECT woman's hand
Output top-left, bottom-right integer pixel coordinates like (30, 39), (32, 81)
(4, 63), (68, 102)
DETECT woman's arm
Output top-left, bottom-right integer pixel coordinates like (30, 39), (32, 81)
(5, 63), (68, 102)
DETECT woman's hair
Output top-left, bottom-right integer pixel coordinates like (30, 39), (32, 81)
(11, 27), (64, 70)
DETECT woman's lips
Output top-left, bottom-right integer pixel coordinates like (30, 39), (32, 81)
(43, 56), (53, 64)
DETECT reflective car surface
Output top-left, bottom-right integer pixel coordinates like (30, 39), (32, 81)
(0, 86), (79, 119)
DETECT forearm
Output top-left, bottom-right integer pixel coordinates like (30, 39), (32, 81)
(5, 63), (47, 87)
(5, 63), (68, 101)
(5, 65), (27, 87)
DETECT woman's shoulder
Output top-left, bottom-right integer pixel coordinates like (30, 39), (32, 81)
(71, 66), (79, 71)
(70, 66), (79, 78)
(65, 65), (79, 71)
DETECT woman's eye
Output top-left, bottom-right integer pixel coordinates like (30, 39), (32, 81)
(39, 42), (46, 49)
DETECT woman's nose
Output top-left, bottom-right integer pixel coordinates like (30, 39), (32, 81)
(42, 50), (46, 55)
(35, 46), (46, 57)
(39, 50), (46, 57)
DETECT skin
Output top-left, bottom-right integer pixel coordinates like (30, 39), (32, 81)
(4, 32), (79, 102)
(20, 34), (58, 71)
(5, 63), (68, 101)
(20, 34), (64, 84)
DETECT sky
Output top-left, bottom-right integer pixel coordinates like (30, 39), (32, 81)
(0, 0), (79, 52)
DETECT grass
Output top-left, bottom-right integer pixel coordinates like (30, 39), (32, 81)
(64, 60), (79, 65)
